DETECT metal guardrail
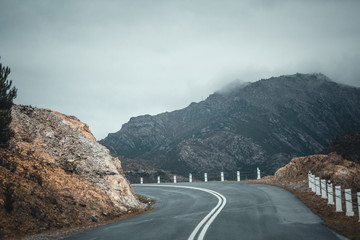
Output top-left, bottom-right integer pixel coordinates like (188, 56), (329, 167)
(308, 172), (359, 220)
(139, 168), (263, 184)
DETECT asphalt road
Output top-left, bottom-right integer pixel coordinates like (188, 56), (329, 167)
(66, 182), (347, 240)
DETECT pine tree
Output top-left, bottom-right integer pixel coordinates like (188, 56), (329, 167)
(0, 58), (17, 148)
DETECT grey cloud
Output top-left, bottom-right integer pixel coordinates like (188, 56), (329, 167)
(0, 0), (359, 139)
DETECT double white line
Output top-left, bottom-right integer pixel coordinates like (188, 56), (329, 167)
(140, 184), (227, 240)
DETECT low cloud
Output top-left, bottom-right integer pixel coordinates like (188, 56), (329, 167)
(1, 0), (359, 139)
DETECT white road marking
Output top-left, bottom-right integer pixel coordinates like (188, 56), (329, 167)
(137, 184), (227, 240)
(197, 189), (226, 240)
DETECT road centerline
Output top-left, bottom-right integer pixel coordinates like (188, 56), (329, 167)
(197, 189), (227, 240)
(136, 184), (227, 240)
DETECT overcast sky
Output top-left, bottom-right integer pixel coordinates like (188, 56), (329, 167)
(1, 0), (360, 139)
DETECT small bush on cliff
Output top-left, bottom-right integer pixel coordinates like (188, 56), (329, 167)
(0, 58), (17, 148)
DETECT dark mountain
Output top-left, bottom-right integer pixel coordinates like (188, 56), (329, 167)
(320, 130), (360, 163)
(100, 73), (360, 179)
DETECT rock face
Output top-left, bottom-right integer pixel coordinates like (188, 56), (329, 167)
(0, 105), (142, 238)
(275, 153), (360, 192)
(100, 73), (360, 178)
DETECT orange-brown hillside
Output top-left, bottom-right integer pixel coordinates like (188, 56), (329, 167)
(275, 152), (360, 192)
(0, 105), (143, 239)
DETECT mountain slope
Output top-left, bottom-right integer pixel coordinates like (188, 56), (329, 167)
(0, 105), (142, 238)
(320, 130), (360, 164)
(100, 73), (360, 178)
(119, 155), (188, 184)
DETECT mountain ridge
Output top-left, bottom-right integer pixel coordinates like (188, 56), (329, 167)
(100, 73), (360, 178)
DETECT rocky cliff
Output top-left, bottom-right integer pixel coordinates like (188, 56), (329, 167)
(275, 153), (360, 192)
(100, 73), (360, 178)
(0, 105), (142, 238)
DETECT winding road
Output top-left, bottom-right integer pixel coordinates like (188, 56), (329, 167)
(66, 182), (347, 240)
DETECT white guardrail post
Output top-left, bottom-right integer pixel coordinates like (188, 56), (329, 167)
(311, 174), (315, 192)
(335, 186), (342, 212)
(221, 172), (224, 182)
(140, 177), (143, 184)
(237, 171), (240, 182)
(157, 176), (160, 184)
(257, 168), (261, 180)
(315, 177), (321, 195)
(357, 192), (360, 222)
(308, 172), (311, 189)
(189, 173), (192, 183)
(344, 189), (354, 216)
(174, 175), (177, 183)
(204, 173), (208, 182)
(321, 179), (327, 199)
(327, 181), (334, 205)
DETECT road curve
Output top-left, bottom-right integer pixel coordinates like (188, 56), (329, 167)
(66, 182), (347, 240)
(142, 184), (227, 240)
